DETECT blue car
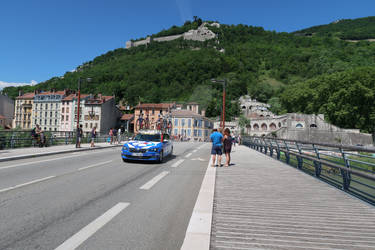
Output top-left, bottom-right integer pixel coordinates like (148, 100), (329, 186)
(121, 130), (173, 163)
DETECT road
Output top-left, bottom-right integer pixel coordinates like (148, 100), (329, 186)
(0, 142), (209, 250)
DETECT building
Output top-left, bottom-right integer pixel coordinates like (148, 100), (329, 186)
(120, 114), (134, 133)
(0, 93), (14, 129)
(59, 93), (90, 132)
(82, 94), (121, 134)
(13, 92), (34, 129)
(126, 22), (219, 49)
(133, 103), (176, 133)
(171, 109), (213, 141)
(239, 95), (373, 145)
(32, 90), (68, 131)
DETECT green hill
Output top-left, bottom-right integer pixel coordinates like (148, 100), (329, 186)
(3, 18), (375, 133)
(294, 16), (375, 40)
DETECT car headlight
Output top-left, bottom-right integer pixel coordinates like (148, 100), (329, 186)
(148, 148), (159, 152)
(122, 145), (129, 151)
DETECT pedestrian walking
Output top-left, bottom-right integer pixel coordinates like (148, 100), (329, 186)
(223, 128), (232, 167)
(91, 127), (96, 148)
(210, 128), (223, 167)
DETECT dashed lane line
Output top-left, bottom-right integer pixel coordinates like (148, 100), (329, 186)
(140, 171), (169, 190)
(54, 202), (130, 250)
(171, 159), (185, 168)
(185, 153), (192, 158)
(78, 160), (113, 171)
(0, 176), (56, 193)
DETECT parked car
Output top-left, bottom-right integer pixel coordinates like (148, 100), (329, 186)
(121, 130), (173, 163)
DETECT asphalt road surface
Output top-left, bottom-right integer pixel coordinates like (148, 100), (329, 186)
(0, 142), (210, 250)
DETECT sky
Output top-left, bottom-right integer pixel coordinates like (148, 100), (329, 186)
(0, 0), (374, 89)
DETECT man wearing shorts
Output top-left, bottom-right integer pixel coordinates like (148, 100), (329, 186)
(210, 128), (223, 167)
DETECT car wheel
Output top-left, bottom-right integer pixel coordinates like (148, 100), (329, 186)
(158, 151), (164, 163)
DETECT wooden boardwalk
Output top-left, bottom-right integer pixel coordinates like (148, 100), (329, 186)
(210, 145), (375, 250)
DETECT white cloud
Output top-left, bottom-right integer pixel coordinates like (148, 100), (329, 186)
(0, 80), (37, 90)
(175, 0), (192, 23)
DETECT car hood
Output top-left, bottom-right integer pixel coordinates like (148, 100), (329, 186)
(125, 141), (161, 149)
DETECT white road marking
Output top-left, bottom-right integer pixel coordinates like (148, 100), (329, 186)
(193, 149), (197, 153)
(0, 176), (56, 193)
(0, 155), (82, 170)
(171, 159), (185, 168)
(140, 171), (169, 190)
(185, 153), (192, 158)
(55, 202), (130, 250)
(78, 160), (113, 171)
(181, 159), (216, 250)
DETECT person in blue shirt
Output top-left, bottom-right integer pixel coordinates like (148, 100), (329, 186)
(210, 128), (223, 167)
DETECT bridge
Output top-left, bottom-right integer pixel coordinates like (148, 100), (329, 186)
(0, 137), (374, 249)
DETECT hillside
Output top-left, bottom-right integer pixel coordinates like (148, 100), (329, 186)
(294, 16), (375, 40)
(3, 18), (375, 133)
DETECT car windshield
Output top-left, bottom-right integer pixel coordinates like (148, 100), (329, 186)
(134, 134), (161, 142)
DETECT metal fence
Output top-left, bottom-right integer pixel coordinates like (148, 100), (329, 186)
(242, 136), (375, 206)
(0, 130), (133, 149)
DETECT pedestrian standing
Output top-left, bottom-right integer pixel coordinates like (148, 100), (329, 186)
(118, 128), (122, 144)
(223, 128), (232, 167)
(77, 124), (83, 148)
(113, 128), (118, 144)
(210, 128), (223, 167)
(91, 127), (96, 148)
(109, 128), (114, 144)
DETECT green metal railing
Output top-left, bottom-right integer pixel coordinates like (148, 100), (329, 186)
(243, 136), (375, 206)
(0, 130), (133, 149)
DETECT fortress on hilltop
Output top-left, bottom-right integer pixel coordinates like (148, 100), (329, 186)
(126, 22), (220, 49)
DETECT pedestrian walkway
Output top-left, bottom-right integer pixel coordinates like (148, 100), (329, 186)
(210, 145), (375, 250)
(0, 142), (122, 162)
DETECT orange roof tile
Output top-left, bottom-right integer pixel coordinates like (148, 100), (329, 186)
(135, 103), (175, 109)
(16, 92), (35, 99)
(120, 114), (134, 121)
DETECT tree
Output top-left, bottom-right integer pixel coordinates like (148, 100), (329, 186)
(238, 115), (250, 135)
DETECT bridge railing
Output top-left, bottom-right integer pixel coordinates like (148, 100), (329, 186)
(0, 130), (133, 149)
(242, 136), (375, 205)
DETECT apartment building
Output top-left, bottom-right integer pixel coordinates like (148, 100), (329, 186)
(0, 93), (14, 129)
(171, 109), (213, 141)
(82, 95), (121, 134)
(13, 92), (34, 129)
(133, 103), (176, 133)
(32, 90), (68, 131)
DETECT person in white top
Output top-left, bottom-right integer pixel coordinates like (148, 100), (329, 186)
(118, 128), (122, 144)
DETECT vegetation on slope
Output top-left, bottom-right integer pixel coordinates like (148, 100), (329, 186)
(3, 17), (375, 133)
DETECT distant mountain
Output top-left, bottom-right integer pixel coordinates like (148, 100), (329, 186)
(294, 16), (375, 40)
(3, 17), (375, 132)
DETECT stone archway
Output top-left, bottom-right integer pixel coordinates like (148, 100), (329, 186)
(261, 123), (268, 131)
(270, 123), (277, 130)
(253, 123), (259, 131)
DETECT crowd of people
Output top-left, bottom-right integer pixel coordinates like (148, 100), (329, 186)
(210, 128), (240, 167)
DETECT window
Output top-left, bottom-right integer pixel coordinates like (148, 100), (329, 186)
(62, 107), (65, 113)
(187, 129), (191, 136)
(55, 120), (57, 125)
(174, 119), (178, 126)
(174, 129), (178, 135)
(61, 115), (64, 121)
(50, 112), (52, 117)
(182, 119), (185, 127)
(66, 107), (69, 113)
(45, 119), (47, 125)
(66, 115), (69, 121)
(85, 123), (88, 128)
(90, 123), (93, 128)
(198, 130), (202, 137)
(188, 119), (191, 127)
(95, 123), (98, 128)
(296, 123), (304, 128)
(45, 104), (48, 109)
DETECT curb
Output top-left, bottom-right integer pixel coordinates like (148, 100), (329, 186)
(0, 145), (122, 163)
(181, 158), (216, 250)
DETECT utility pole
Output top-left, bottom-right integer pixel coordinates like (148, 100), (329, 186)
(211, 78), (227, 130)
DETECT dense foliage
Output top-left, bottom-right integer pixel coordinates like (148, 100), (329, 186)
(295, 16), (375, 40)
(3, 17), (375, 132)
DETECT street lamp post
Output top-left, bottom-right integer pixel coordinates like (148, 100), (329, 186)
(76, 77), (91, 148)
(211, 78), (227, 130)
